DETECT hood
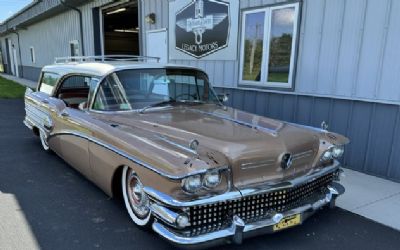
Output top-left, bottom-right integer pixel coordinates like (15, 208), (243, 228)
(93, 104), (321, 189)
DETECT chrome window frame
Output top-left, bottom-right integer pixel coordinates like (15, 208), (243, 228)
(88, 67), (220, 114)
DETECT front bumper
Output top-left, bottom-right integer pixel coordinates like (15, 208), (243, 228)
(146, 163), (345, 247)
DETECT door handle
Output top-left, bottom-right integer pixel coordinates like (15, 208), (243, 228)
(42, 99), (49, 104)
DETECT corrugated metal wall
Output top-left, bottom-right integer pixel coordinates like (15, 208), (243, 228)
(145, 0), (400, 105)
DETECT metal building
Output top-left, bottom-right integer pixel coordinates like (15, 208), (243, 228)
(0, 0), (399, 182)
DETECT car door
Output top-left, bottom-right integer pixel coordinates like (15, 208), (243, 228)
(53, 75), (98, 180)
(25, 71), (63, 149)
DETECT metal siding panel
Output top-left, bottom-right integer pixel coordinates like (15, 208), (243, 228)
(330, 99), (351, 136)
(318, 0), (345, 95)
(355, 0), (388, 99)
(281, 94), (296, 122)
(387, 107), (400, 180)
(345, 101), (373, 171)
(243, 90), (256, 112)
(232, 88), (244, 110)
(255, 91), (266, 116)
(364, 104), (397, 177)
(295, 96), (312, 125)
(296, 0), (325, 93)
(310, 97), (330, 128)
(266, 93), (283, 120)
(213, 61), (224, 86)
(223, 61), (235, 87)
(335, 0), (365, 97)
(377, 0), (400, 101)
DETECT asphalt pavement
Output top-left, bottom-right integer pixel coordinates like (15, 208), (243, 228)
(1, 98), (400, 250)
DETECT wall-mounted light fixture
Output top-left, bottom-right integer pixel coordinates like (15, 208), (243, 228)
(145, 13), (156, 24)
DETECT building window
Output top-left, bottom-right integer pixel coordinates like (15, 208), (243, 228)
(70, 40), (80, 57)
(239, 3), (299, 89)
(30, 47), (35, 63)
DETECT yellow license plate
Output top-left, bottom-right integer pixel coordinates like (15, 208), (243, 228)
(273, 214), (301, 231)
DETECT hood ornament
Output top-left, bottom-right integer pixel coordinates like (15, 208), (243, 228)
(321, 121), (329, 131)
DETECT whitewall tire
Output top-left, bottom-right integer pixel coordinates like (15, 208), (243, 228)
(122, 166), (152, 227)
(39, 129), (50, 151)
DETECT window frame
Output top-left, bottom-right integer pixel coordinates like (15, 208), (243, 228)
(238, 2), (300, 90)
(38, 71), (61, 95)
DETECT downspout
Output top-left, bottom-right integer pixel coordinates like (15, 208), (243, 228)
(10, 29), (24, 78)
(60, 0), (85, 56)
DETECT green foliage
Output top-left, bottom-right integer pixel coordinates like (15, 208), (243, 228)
(0, 76), (26, 99)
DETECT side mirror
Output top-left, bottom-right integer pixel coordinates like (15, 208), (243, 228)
(217, 94), (229, 103)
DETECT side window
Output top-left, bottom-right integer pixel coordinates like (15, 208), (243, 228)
(39, 72), (60, 95)
(59, 75), (90, 90)
(57, 75), (94, 109)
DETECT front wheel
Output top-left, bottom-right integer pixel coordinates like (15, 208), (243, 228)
(39, 129), (50, 151)
(122, 166), (152, 227)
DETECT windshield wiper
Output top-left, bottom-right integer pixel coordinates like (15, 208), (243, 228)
(139, 98), (176, 114)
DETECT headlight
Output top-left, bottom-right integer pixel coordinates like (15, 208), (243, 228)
(321, 149), (333, 161)
(321, 145), (345, 162)
(181, 174), (202, 193)
(332, 145), (344, 158)
(203, 170), (221, 188)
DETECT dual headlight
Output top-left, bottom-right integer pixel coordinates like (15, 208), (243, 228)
(321, 145), (345, 161)
(181, 170), (222, 193)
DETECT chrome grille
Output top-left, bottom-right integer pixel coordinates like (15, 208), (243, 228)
(188, 172), (334, 236)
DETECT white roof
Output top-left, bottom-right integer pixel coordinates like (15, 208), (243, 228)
(42, 61), (200, 77)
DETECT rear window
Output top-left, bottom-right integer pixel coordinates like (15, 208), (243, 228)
(39, 72), (60, 95)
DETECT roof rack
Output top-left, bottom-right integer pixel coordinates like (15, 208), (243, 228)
(54, 55), (160, 64)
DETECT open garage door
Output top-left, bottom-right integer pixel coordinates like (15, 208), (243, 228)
(102, 1), (140, 55)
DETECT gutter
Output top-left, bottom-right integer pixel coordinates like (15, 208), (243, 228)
(59, 0), (85, 56)
(10, 29), (24, 78)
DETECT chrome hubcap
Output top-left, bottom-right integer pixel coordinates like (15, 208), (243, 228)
(126, 171), (150, 218)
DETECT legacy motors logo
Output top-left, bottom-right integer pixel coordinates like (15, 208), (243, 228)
(175, 0), (230, 58)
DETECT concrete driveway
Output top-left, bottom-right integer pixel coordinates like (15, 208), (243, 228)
(1, 98), (400, 250)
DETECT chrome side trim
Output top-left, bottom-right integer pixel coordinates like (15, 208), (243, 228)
(157, 136), (198, 155)
(152, 183), (343, 246)
(145, 161), (340, 207)
(48, 131), (225, 180)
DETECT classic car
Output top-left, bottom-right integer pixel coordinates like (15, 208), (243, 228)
(24, 55), (349, 247)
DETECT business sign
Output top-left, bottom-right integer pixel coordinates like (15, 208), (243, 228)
(169, 0), (239, 60)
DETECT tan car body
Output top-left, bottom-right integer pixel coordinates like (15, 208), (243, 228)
(24, 61), (349, 247)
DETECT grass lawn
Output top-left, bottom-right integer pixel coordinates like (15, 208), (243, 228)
(0, 76), (26, 99)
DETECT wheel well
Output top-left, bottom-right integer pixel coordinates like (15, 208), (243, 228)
(32, 126), (40, 136)
(111, 165), (125, 200)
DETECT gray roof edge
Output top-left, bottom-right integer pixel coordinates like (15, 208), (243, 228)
(0, 0), (88, 35)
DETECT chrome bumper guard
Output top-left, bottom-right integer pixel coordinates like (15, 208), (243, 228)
(152, 182), (345, 247)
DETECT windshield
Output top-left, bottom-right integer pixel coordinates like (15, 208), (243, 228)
(92, 68), (220, 111)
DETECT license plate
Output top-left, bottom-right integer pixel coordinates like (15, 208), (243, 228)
(273, 214), (301, 231)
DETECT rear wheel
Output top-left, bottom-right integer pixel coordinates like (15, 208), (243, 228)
(122, 166), (152, 227)
(39, 129), (50, 151)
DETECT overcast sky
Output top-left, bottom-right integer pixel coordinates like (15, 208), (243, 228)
(0, 0), (33, 23)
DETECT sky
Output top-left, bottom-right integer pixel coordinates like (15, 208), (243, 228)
(0, 0), (33, 23)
